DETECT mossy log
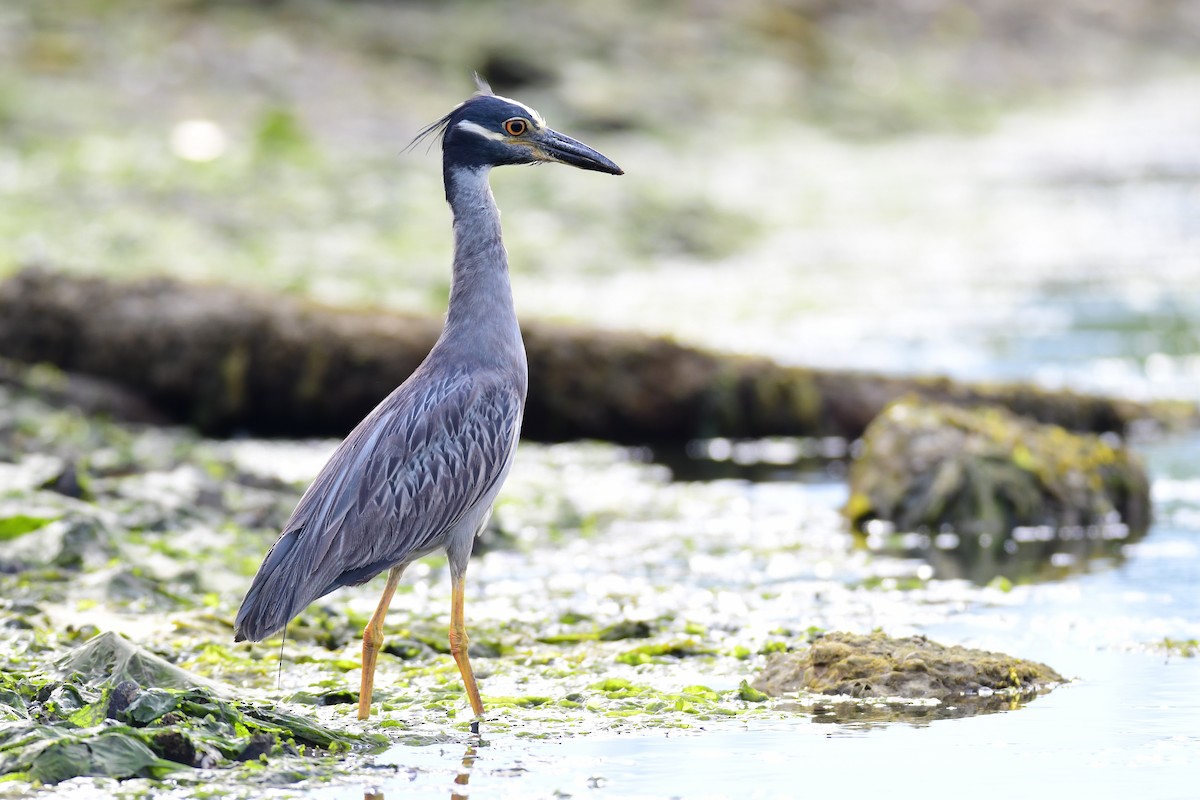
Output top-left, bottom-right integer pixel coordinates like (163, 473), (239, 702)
(844, 398), (1152, 582)
(0, 268), (1192, 443)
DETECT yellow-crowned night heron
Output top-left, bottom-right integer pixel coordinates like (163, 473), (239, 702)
(233, 84), (622, 725)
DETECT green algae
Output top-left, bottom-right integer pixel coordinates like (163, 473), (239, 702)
(0, 514), (58, 541)
(1159, 638), (1198, 658)
(0, 411), (827, 756)
(538, 619), (655, 645)
(485, 696), (554, 709)
(0, 725), (181, 785)
(55, 631), (224, 692)
(737, 680), (770, 703)
(615, 639), (717, 666)
(0, 667), (386, 785)
(0, 627), (389, 786)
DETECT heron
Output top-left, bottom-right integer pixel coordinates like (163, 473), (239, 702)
(233, 83), (622, 725)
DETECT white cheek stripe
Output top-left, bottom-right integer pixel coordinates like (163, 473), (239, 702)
(455, 120), (505, 141)
(494, 94), (546, 128)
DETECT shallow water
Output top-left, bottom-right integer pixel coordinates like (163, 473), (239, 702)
(353, 655), (1198, 800)
(297, 435), (1200, 800)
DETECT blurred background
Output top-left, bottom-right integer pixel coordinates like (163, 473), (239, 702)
(3, 0), (1199, 402)
(2, 3), (1200, 796)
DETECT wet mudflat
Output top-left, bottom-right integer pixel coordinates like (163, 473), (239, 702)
(316, 438), (1200, 800)
(1, 413), (1197, 798)
(346, 642), (1199, 800)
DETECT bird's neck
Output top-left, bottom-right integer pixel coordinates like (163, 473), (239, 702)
(439, 166), (525, 369)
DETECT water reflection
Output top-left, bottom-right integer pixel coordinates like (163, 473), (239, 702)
(653, 437), (851, 483)
(790, 691), (1037, 726)
(452, 741), (477, 800)
(668, 436), (1151, 584)
(363, 739), (480, 800)
(859, 518), (1146, 584)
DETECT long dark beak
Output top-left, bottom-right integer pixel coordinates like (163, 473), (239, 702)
(535, 128), (623, 175)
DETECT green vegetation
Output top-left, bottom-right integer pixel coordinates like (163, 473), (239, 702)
(0, 660), (386, 784)
(1159, 638), (1198, 658)
(0, 514), (58, 541)
(615, 639), (717, 665)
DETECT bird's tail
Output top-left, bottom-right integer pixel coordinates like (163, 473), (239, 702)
(233, 529), (309, 642)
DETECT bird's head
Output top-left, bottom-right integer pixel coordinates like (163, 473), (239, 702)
(413, 85), (623, 177)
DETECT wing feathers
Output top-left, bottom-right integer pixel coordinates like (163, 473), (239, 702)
(234, 364), (523, 641)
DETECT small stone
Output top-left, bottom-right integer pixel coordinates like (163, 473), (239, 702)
(235, 733), (276, 762)
(106, 680), (141, 720)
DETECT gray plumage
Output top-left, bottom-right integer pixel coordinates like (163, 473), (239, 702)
(234, 87), (621, 651)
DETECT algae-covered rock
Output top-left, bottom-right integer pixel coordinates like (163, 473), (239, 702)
(0, 632), (388, 784)
(54, 631), (223, 693)
(844, 398), (1151, 581)
(753, 631), (1063, 701)
(0, 505), (115, 573)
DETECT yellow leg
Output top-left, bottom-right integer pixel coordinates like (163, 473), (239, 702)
(449, 575), (485, 723)
(358, 566), (404, 720)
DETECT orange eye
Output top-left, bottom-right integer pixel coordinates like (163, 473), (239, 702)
(503, 118), (529, 136)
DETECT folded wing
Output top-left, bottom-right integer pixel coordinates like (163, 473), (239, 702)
(234, 365), (523, 642)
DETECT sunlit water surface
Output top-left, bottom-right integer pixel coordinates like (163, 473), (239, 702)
(359, 657), (1197, 799)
